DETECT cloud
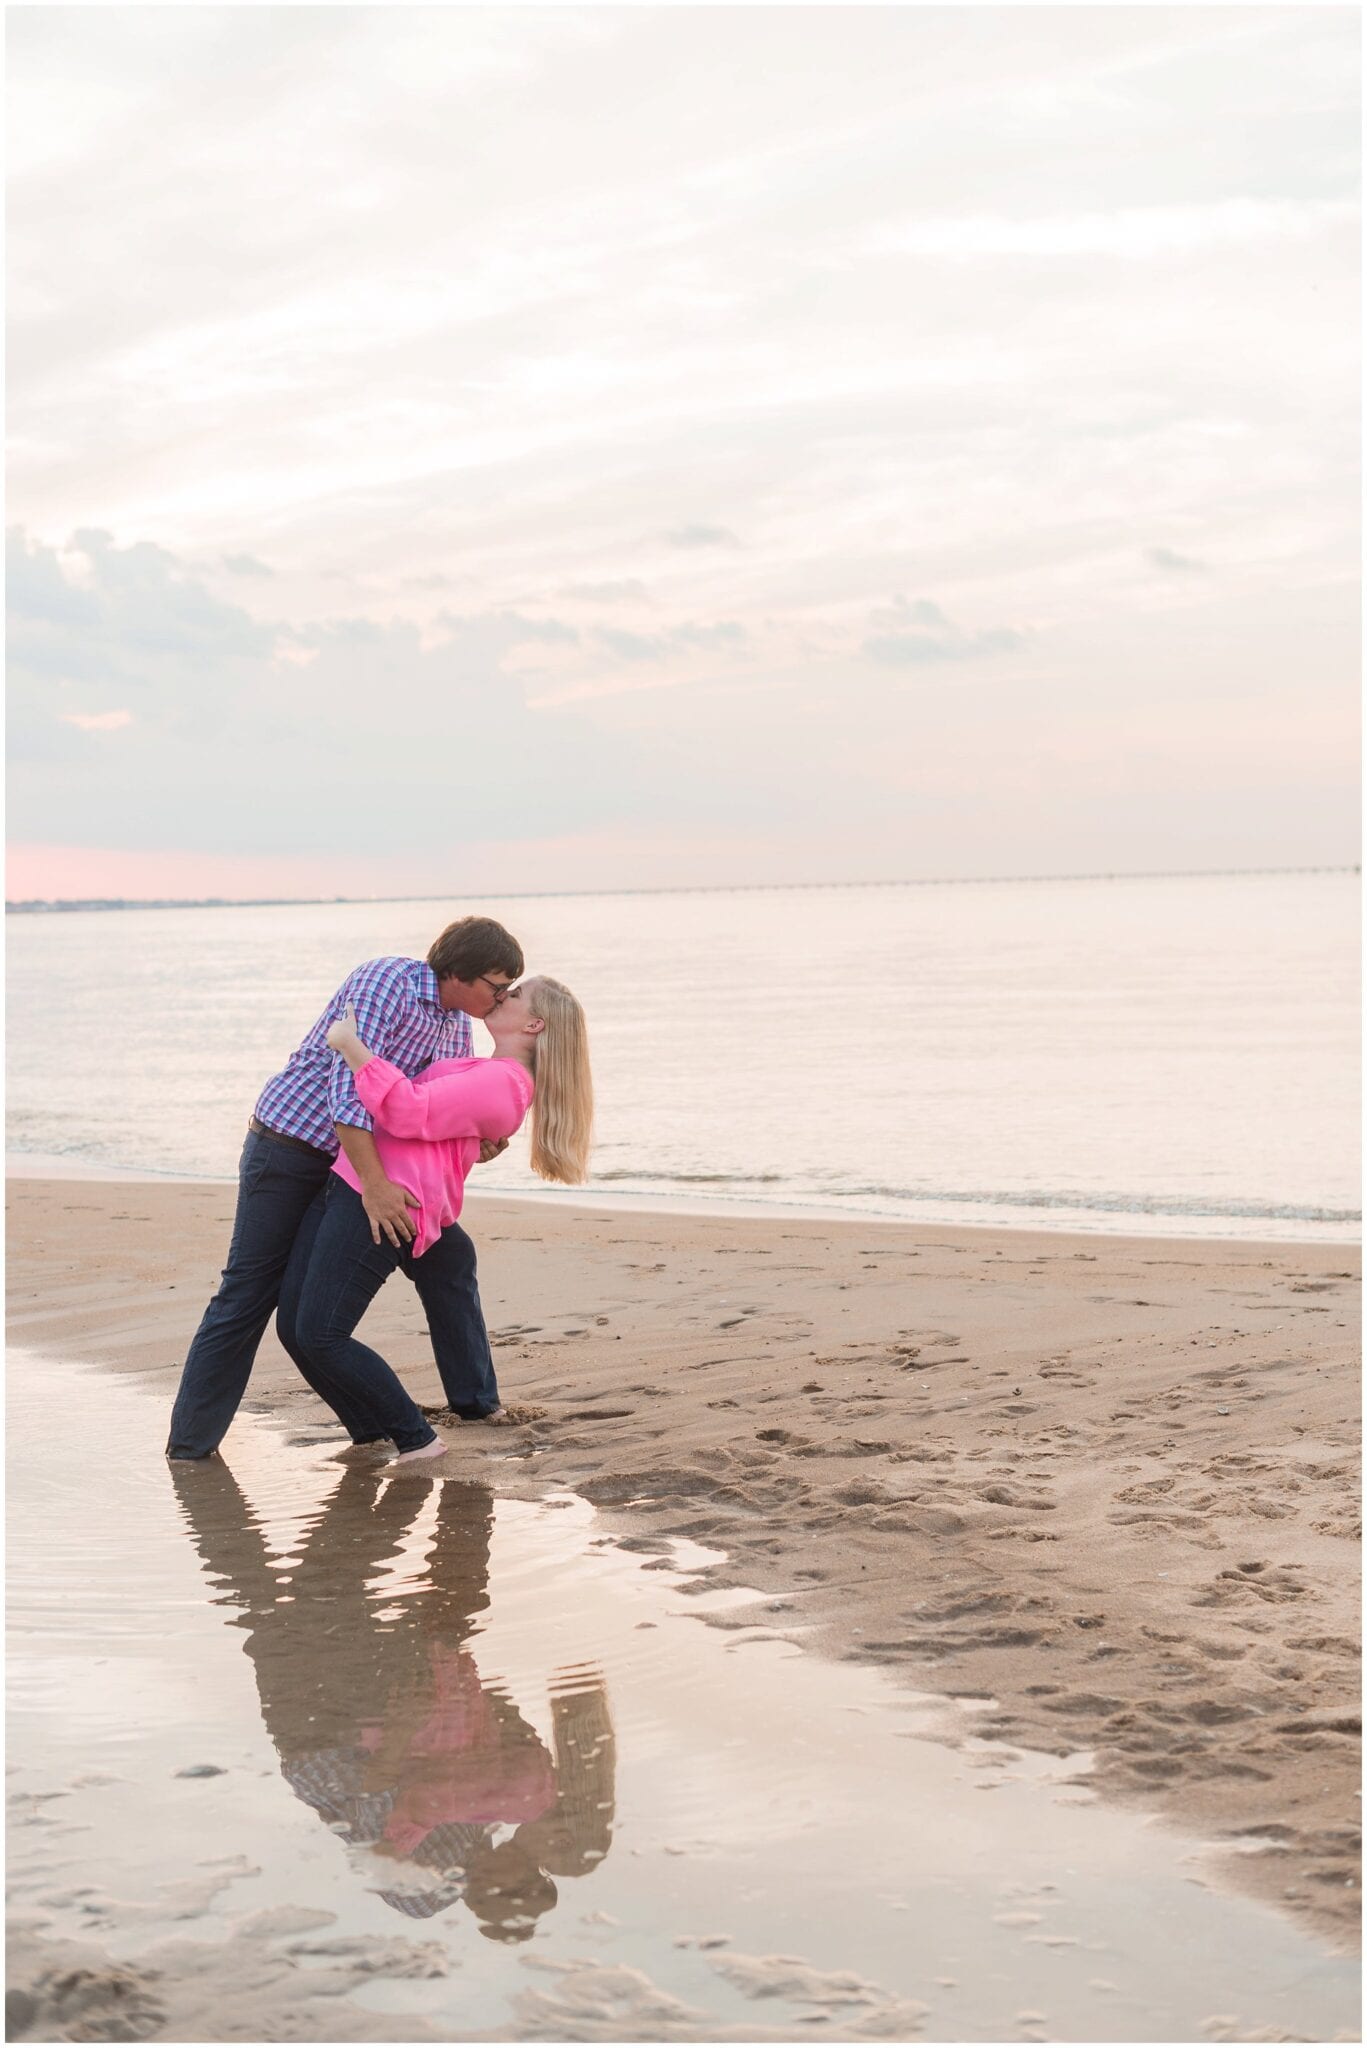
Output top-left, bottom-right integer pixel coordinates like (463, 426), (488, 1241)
(595, 626), (662, 663)
(869, 198), (1356, 262)
(8, 527), (275, 763)
(484, 612), (579, 647)
(861, 596), (1024, 667)
(4, 528), (757, 855)
(662, 524), (741, 550)
(221, 552), (273, 577)
(58, 708), (133, 732)
(1147, 545), (1208, 574)
(671, 621), (746, 650)
(868, 597), (952, 631)
(7, 530), (100, 627)
(593, 620), (747, 663)
(3, 12), (1358, 884)
(863, 629), (1025, 666)
(557, 580), (651, 604)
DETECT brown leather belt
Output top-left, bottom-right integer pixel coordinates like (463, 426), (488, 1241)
(247, 1115), (332, 1160)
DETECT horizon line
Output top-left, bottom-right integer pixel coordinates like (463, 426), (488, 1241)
(4, 863), (1359, 914)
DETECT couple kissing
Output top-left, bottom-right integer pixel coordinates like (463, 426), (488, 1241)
(166, 915), (592, 1465)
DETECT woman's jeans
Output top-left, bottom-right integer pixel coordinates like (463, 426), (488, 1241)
(277, 1178), (501, 1450)
(166, 1129), (497, 1460)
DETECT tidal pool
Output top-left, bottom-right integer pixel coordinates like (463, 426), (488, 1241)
(7, 1353), (1359, 2042)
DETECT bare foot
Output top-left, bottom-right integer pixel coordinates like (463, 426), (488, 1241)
(392, 1435), (448, 1465)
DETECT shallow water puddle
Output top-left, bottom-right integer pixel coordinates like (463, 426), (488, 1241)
(8, 1355), (1358, 2043)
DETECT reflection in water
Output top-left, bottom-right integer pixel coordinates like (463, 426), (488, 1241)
(170, 1464), (616, 1940)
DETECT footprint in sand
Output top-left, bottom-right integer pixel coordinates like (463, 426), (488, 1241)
(1272, 1713), (1361, 1737)
(979, 1484), (1056, 1512)
(1192, 1561), (1311, 1608)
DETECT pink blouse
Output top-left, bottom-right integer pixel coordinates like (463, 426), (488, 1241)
(331, 1055), (534, 1257)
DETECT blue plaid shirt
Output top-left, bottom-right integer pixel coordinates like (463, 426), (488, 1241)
(254, 957), (473, 1156)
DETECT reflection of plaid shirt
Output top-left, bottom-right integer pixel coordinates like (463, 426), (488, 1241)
(253, 957), (472, 1156)
(284, 1749), (486, 1919)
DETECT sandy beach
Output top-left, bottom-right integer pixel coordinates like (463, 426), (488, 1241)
(7, 1172), (1360, 1957)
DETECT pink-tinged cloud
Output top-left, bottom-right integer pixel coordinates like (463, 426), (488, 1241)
(58, 708), (134, 731)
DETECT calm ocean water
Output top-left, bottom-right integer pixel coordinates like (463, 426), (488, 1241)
(6, 873), (1359, 1242)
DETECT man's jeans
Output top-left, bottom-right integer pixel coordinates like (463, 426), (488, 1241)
(167, 1129), (332, 1460)
(277, 1179), (500, 1448)
(166, 1129), (498, 1460)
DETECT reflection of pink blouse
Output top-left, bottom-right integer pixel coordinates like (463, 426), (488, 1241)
(331, 1055), (534, 1257)
(362, 1645), (557, 1855)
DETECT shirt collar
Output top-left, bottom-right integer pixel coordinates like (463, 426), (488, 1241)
(412, 960), (444, 1012)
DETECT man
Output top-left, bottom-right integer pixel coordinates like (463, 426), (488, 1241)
(166, 914), (524, 1461)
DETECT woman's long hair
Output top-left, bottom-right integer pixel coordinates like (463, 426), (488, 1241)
(522, 976), (593, 1184)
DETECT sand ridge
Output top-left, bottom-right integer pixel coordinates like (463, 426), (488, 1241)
(6, 1175), (1360, 1950)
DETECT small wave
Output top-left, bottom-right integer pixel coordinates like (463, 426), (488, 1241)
(594, 1169), (785, 1186)
(832, 1186), (1361, 1226)
(5, 1142), (210, 1184)
(586, 1171), (1358, 1227)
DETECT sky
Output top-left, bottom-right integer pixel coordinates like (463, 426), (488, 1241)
(6, 5), (1359, 901)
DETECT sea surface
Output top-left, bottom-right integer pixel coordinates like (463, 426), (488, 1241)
(6, 872), (1359, 1242)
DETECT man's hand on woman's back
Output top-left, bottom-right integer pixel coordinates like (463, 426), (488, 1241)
(360, 1176), (421, 1249)
(335, 1124), (421, 1247)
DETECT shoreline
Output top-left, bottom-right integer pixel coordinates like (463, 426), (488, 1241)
(8, 1173), (1360, 1953)
(6, 1151), (1359, 1247)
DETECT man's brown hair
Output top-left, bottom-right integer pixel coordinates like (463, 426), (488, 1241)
(427, 915), (524, 984)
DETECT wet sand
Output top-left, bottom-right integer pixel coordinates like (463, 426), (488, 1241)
(7, 1173), (1360, 1954)
(11, 1352), (1359, 2045)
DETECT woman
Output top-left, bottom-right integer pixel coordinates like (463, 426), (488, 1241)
(277, 976), (592, 1461)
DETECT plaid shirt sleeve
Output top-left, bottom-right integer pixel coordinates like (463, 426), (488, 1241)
(327, 959), (420, 1132)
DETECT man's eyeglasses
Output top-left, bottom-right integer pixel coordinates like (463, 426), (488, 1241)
(475, 976), (514, 1004)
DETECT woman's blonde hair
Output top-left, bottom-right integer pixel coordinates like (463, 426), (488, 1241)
(522, 975), (593, 1184)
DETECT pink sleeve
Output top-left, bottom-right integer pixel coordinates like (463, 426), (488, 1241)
(353, 1057), (531, 1143)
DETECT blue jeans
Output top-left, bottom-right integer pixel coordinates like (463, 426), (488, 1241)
(276, 1178), (501, 1451)
(166, 1131), (498, 1459)
(167, 1128), (333, 1460)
